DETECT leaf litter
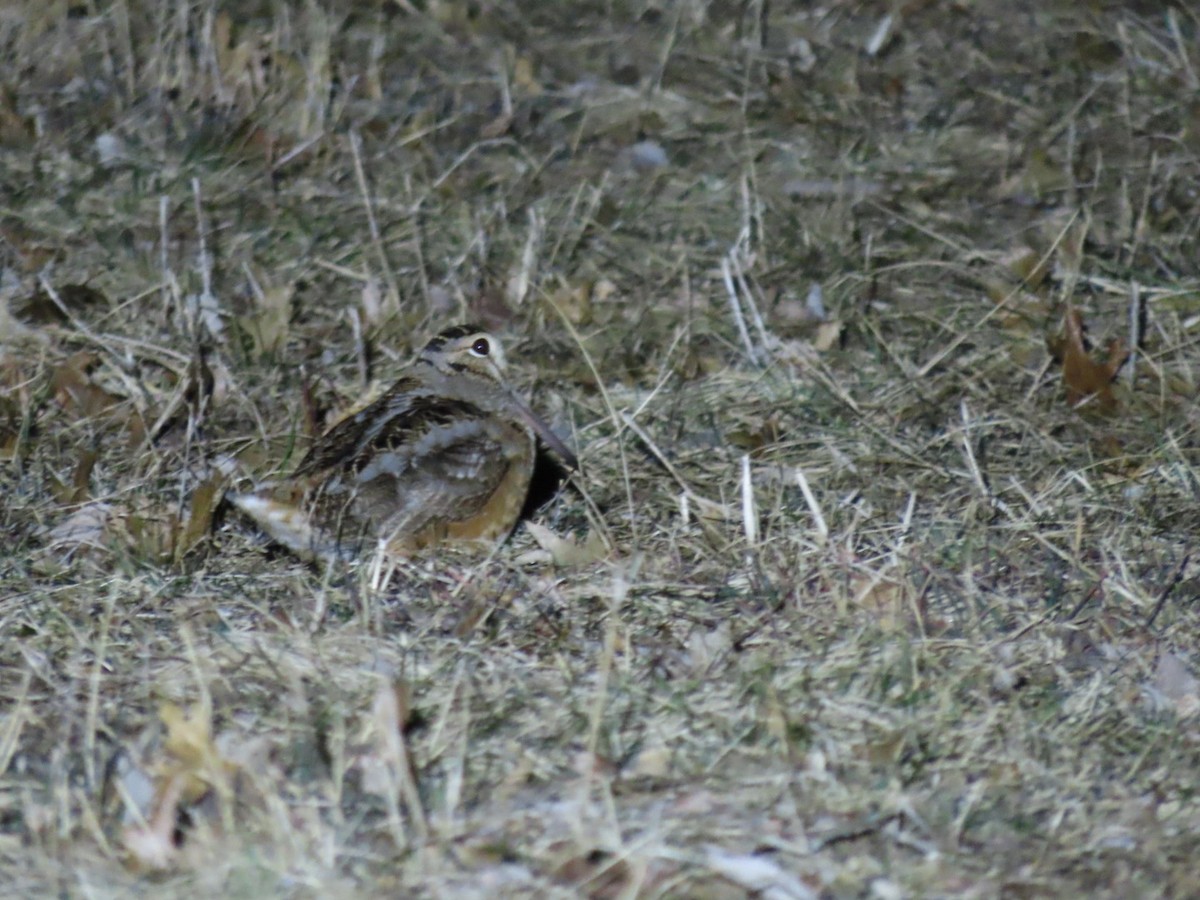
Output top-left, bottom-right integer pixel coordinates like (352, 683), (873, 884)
(2, 2), (1200, 897)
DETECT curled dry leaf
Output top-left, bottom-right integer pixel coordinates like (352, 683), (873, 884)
(175, 475), (224, 563)
(704, 846), (818, 900)
(521, 522), (607, 568)
(1047, 306), (1128, 413)
(998, 246), (1052, 291)
(51, 352), (120, 419)
(158, 701), (233, 805)
(121, 702), (235, 872)
(46, 501), (113, 555)
(46, 449), (96, 506)
(238, 281), (294, 359)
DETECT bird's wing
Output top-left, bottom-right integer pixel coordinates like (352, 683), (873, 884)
(300, 391), (524, 552)
(291, 375), (428, 478)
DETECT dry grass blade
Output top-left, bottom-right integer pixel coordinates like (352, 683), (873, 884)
(3, 2), (1199, 896)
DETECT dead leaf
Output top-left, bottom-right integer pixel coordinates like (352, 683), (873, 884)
(812, 320), (843, 352)
(122, 503), (183, 564)
(627, 742), (672, 778)
(727, 413), (782, 454)
(1022, 146), (1069, 198)
(174, 476), (223, 564)
(47, 449), (97, 505)
(1073, 31), (1122, 69)
(46, 502), (113, 555)
(121, 701), (236, 872)
(997, 246), (1051, 290)
(51, 352), (121, 418)
(159, 701), (231, 804)
(0, 388), (21, 461)
(847, 571), (906, 628)
(1048, 306), (1128, 413)
(512, 55), (540, 95)
(0, 83), (34, 147)
(544, 276), (594, 326)
(673, 335), (725, 380)
(522, 522), (607, 567)
(479, 111), (513, 139)
(238, 281), (293, 359)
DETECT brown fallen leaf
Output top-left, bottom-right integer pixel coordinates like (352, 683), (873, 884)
(51, 352), (120, 419)
(520, 523), (608, 568)
(175, 475), (224, 564)
(237, 279), (294, 360)
(47, 449), (97, 505)
(1048, 306), (1128, 413)
(46, 501), (114, 556)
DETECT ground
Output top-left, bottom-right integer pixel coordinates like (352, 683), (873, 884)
(1, 1), (1199, 897)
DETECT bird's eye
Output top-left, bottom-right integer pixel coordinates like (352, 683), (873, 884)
(470, 337), (490, 357)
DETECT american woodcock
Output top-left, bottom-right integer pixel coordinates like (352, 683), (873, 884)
(230, 324), (577, 561)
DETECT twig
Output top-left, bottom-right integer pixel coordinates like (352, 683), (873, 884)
(1146, 554), (1190, 631)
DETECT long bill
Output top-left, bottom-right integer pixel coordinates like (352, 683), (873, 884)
(508, 393), (578, 470)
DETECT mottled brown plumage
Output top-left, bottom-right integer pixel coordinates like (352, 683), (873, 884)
(230, 325), (576, 561)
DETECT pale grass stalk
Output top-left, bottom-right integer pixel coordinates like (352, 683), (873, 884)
(794, 466), (828, 544)
(403, 172), (432, 318)
(1127, 281), (1141, 387)
(542, 289), (632, 547)
(349, 129), (402, 312)
(434, 669), (469, 829)
(159, 194), (172, 319)
(740, 454), (758, 546)
(728, 245), (772, 353)
(0, 669), (31, 775)
(958, 400), (988, 498)
(508, 205), (543, 306)
(721, 256), (759, 366)
(192, 178), (215, 314)
(887, 491), (916, 570)
(348, 306), (368, 389)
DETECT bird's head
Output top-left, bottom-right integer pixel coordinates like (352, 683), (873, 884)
(419, 324), (509, 383)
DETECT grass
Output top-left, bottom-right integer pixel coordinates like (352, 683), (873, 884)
(2, 0), (1200, 896)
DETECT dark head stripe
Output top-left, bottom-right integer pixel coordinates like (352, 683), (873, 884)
(423, 323), (487, 353)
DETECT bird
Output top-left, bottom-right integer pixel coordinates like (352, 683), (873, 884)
(229, 324), (577, 561)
